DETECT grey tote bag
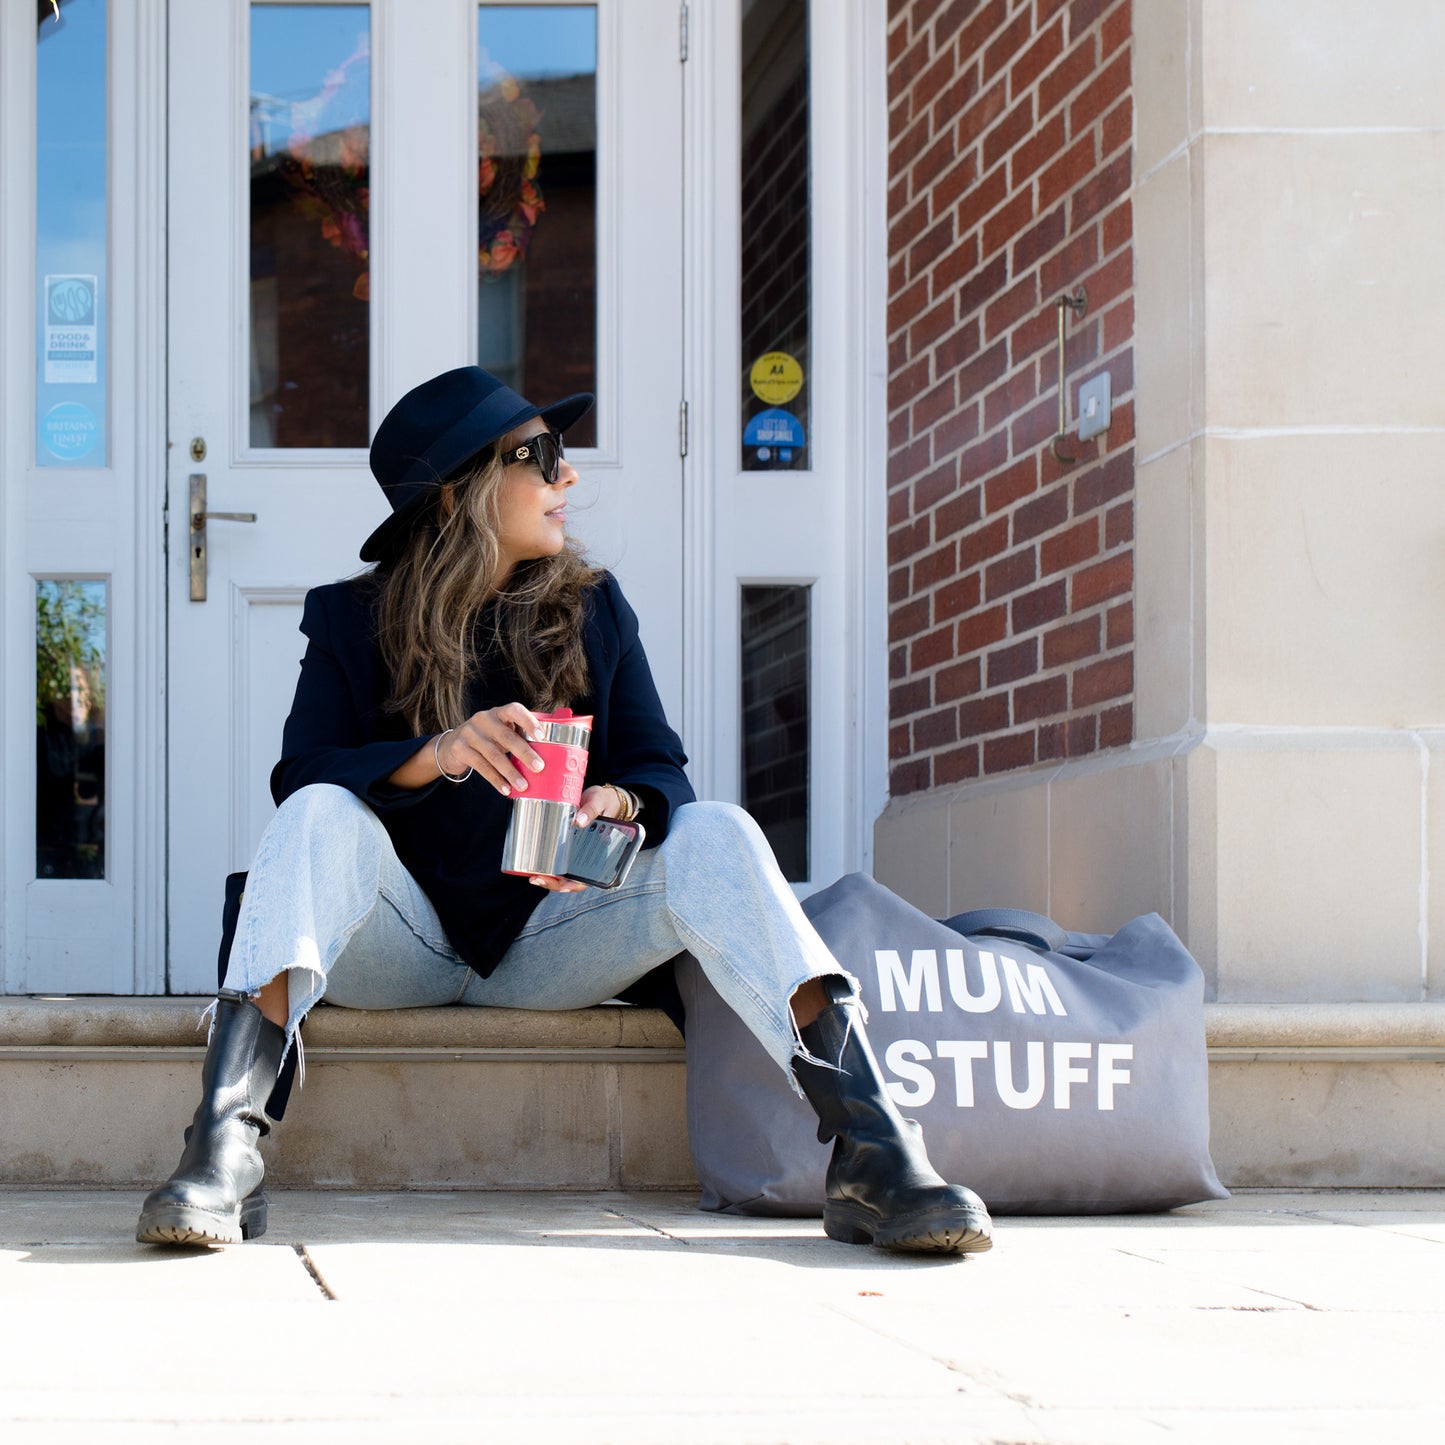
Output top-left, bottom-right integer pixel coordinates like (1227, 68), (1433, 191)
(677, 871), (1227, 1215)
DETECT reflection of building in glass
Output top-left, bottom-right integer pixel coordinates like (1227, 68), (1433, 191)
(35, 581), (106, 880)
(248, 119), (371, 448)
(740, 0), (810, 471)
(477, 68), (598, 447)
(247, 14), (371, 448)
(741, 585), (810, 882)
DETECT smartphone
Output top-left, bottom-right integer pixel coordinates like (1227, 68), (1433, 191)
(563, 816), (646, 890)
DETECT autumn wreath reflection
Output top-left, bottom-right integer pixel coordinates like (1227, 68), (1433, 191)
(248, 10), (371, 447)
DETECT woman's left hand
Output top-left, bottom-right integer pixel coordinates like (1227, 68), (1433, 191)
(527, 785), (627, 892)
(574, 784), (626, 829)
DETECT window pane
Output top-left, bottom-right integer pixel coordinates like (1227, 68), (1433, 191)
(36, 580), (107, 880)
(36, 0), (108, 468)
(249, 4), (371, 447)
(740, 0), (810, 472)
(741, 584), (810, 882)
(478, 5), (597, 447)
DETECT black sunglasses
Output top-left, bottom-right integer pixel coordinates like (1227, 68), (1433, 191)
(499, 430), (565, 485)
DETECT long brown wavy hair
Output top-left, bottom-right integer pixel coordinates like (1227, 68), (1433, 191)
(372, 446), (601, 733)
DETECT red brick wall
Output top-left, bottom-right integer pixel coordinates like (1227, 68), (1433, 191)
(886, 0), (1135, 795)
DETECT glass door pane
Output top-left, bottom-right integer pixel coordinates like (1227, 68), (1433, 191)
(248, 4), (372, 447)
(740, 0), (810, 471)
(741, 583), (810, 881)
(36, 579), (107, 879)
(478, 4), (597, 446)
(36, 0), (109, 467)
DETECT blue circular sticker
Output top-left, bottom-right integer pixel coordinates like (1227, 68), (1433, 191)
(42, 402), (99, 461)
(743, 408), (806, 449)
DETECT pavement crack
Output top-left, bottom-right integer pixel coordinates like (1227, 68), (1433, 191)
(1112, 1247), (1171, 1265)
(293, 1243), (338, 1299)
(822, 1300), (1016, 1399)
(603, 1208), (692, 1245)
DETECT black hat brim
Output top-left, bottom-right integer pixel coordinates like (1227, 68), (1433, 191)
(360, 390), (594, 563)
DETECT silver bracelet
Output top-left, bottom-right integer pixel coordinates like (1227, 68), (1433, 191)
(434, 729), (473, 783)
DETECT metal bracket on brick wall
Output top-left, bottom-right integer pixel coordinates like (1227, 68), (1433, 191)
(1051, 288), (1088, 466)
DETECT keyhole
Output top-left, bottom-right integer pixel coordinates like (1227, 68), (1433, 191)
(189, 437), (207, 462)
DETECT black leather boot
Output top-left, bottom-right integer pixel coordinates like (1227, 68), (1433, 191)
(136, 991), (285, 1246)
(793, 983), (993, 1256)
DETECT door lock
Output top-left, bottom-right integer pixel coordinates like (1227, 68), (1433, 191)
(188, 473), (256, 602)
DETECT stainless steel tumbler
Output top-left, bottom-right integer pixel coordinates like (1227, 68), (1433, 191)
(500, 709), (593, 877)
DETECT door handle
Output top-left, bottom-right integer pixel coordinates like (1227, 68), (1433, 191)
(188, 473), (257, 602)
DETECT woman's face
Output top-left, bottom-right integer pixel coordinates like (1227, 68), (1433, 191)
(492, 417), (578, 579)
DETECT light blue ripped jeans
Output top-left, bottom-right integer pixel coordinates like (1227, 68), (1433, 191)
(222, 784), (847, 1087)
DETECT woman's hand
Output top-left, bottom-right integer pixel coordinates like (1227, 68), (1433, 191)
(574, 784), (627, 829)
(386, 704), (547, 792)
(438, 704), (547, 795)
(529, 785), (631, 893)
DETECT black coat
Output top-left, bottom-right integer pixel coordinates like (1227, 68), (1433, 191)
(269, 570), (696, 979)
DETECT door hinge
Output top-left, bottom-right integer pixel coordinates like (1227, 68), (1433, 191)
(679, 400), (689, 458)
(679, 2), (689, 61)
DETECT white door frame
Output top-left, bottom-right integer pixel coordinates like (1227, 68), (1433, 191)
(165, 0), (685, 993)
(680, 0), (888, 887)
(0, 0), (168, 994)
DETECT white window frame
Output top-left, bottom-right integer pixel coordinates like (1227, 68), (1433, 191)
(681, 0), (887, 889)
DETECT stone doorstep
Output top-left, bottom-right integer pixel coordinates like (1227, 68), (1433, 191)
(0, 999), (692, 1192)
(0, 995), (685, 1056)
(4, 995), (1445, 1056)
(3, 998), (1445, 1190)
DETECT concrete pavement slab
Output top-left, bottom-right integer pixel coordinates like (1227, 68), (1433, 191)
(0, 1242), (323, 1304)
(1, 1188), (1443, 1444)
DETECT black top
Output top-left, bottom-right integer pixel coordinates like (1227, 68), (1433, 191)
(270, 570), (696, 977)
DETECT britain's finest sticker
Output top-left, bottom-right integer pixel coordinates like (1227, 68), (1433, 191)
(42, 401), (100, 461)
(44, 275), (99, 385)
(748, 350), (803, 405)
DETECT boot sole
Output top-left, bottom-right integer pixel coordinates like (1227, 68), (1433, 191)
(135, 1192), (268, 1248)
(824, 1200), (993, 1256)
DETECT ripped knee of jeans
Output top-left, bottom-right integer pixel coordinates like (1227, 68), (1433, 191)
(785, 968), (866, 1087)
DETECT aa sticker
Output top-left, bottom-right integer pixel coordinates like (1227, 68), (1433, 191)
(749, 351), (803, 405)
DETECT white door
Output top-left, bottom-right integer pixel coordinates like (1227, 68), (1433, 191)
(167, 0), (683, 991)
(683, 0), (884, 895)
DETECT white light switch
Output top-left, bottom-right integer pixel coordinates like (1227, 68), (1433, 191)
(1078, 372), (1112, 442)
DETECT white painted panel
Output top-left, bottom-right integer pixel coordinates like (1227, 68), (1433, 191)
(232, 587), (306, 871)
(24, 881), (121, 994)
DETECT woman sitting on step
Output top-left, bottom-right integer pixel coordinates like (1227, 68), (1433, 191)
(136, 366), (992, 1257)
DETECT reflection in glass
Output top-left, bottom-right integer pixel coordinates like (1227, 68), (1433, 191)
(249, 5), (371, 447)
(35, 0), (108, 468)
(741, 584), (810, 882)
(740, 0), (810, 471)
(478, 5), (597, 447)
(36, 580), (107, 880)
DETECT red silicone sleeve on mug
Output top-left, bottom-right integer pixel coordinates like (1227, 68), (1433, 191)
(527, 740), (587, 806)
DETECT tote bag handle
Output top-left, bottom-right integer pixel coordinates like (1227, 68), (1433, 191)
(942, 906), (1068, 955)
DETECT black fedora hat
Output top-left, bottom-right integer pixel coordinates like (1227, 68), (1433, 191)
(361, 366), (593, 562)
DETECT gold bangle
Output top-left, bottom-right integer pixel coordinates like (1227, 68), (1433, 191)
(609, 784), (640, 822)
